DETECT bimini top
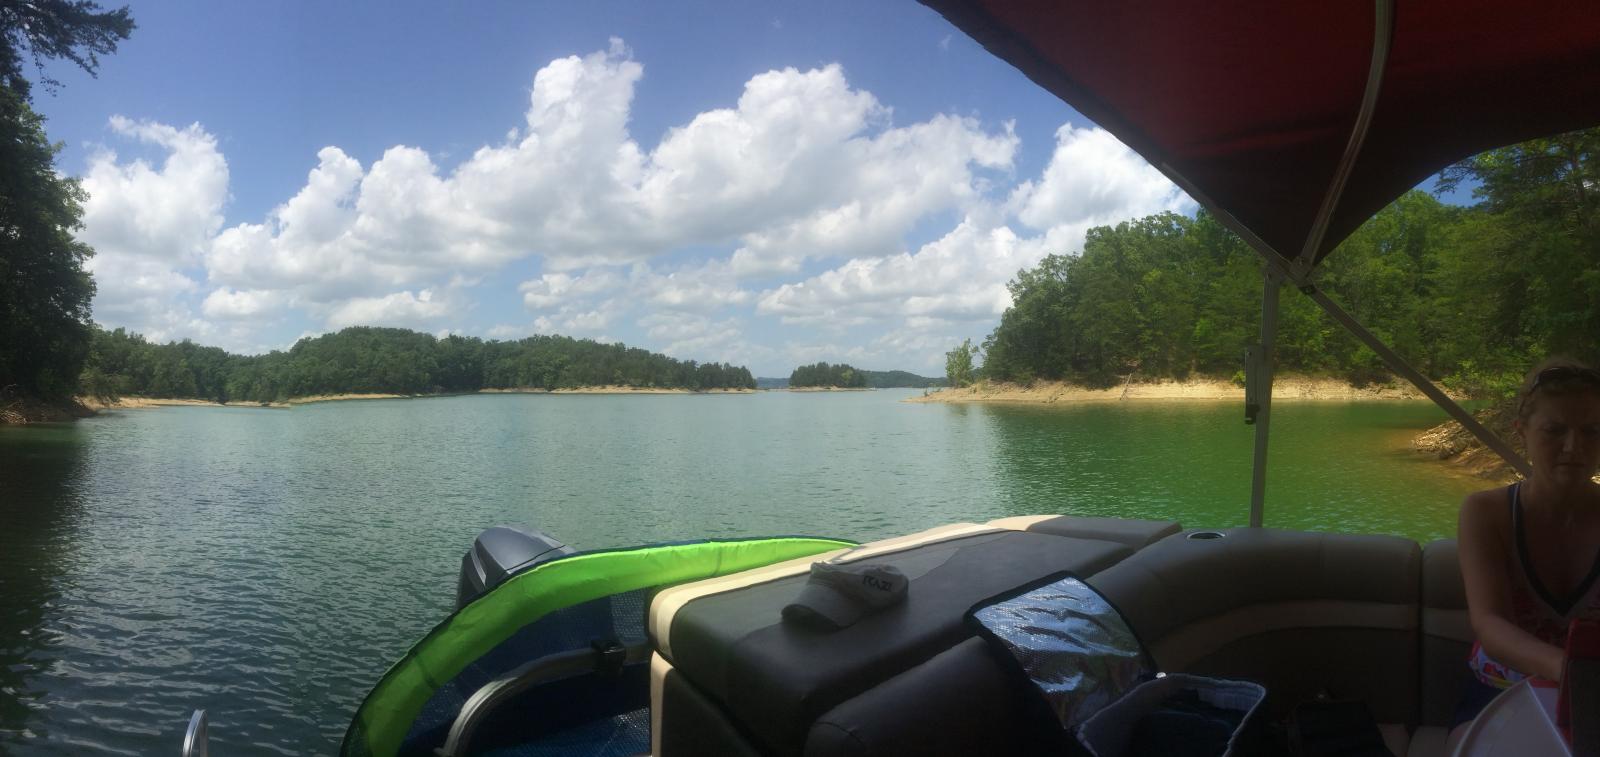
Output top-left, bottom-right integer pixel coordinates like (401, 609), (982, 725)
(919, 0), (1600, 268)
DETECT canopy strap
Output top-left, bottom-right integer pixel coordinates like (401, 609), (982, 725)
(1128, 0), (1528, 515)
(1295, 0), (1395, 277)
(1299, 285), (1533, 479)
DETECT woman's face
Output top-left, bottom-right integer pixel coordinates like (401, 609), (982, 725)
(1518, 390), (1600, 489)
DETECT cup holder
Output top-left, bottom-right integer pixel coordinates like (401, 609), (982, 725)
(1186, 530), (1226, 540)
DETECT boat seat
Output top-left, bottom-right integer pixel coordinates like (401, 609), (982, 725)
(804, 637), (1065, 756)
(987, 514), (1182, 551)
(1420, 539), (1474, 727)
(648, 524), (1133, 756)
(1087, 527), (1423, 725)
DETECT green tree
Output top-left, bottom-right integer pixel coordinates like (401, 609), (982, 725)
(0, 88), (95, 397)
(1435, 127), (1600, 382)
(79, 324), (759, 402)
(0, 1), (133, 406)
(1, 1), (135, 100)
(945, 339), (977, 388)
(789, 361), (867, 388)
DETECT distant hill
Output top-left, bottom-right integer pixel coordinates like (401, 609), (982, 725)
(81, 325), (757, 403)
(768, 367), (942, 390)
(861, 370), (945, 389)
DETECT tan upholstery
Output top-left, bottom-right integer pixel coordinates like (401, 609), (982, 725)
(1088, 527), (1422, 724)
(649, 653), (668, 757)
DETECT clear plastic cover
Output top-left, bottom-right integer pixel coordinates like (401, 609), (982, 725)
(971, 576), (1148, 729)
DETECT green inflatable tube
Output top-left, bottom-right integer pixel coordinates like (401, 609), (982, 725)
(343, 536), (852, 757)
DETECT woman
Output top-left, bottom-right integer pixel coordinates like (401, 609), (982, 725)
(1455, 358), (1600, 736)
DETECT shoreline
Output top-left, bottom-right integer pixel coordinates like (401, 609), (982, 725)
(287, 393), (412, 405)
(82, 397), (288, 410)
(1409, 407), (1522, 484)
(67, 386), (757, 415)
(481, 386), (755, 395)
(908, 376), (1460, 404)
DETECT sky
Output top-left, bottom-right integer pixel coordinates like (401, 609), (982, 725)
(32, 1), (1469, 377)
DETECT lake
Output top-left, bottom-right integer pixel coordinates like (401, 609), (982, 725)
(0, 390), (1483, 754)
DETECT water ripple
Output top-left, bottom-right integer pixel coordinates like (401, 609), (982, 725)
(0, 393), (1478, 753)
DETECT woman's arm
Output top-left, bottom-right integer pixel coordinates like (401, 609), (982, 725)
(1458, 489), (1567, 682)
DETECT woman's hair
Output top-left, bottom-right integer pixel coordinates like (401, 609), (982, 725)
(1517, 356), (1600, 421)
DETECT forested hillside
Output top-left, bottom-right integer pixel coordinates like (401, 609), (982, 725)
(80, 326), (756, 403)
(977, 127), (1600, 395)
(765, 369), (940, 389)
(862, 370), (943, 388)
(789, 362), (868, 388)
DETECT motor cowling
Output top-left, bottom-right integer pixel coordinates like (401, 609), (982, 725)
(456, 526), (575, 609)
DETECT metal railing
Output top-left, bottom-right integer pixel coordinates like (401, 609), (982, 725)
(436, 640), (651, 757)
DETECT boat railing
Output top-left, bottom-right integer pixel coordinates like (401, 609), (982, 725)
(180, 709), (207, 757)
(436, 639), (652, 757)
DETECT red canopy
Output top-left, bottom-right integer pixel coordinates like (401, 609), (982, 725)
(920, 0), (1600, 266)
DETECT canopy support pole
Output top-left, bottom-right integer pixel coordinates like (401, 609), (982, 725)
(1248, 266), (1283, 528)
(1092, 0), (1529, 518)
(1293, 0), (1395, 276)
(1300, 285), (1532, 478)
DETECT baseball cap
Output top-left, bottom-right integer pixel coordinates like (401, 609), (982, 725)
(782, 561), (908, 631)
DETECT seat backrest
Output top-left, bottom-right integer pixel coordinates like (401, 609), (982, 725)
(1420, 538), (1475, 726)
(1087, 527), (1422, 724)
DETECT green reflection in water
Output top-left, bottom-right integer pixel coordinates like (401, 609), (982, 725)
(0, 391), (1484, 753)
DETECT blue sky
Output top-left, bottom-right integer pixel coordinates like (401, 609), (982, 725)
(34, 1), (1468, 377)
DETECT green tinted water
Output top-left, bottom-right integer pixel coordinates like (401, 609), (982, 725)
(0, 391), (1482, 753)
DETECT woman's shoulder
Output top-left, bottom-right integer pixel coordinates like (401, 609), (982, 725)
(1459, 485), (1514, 533)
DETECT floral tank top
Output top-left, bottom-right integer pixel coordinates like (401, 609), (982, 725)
(1469, 483), (1600, 688)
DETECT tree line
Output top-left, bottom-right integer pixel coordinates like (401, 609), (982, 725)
(789, 362), (868, 388)
(0, 2), (133, 405)
(964, 126), (1600, 396)
(80, 326), (756, 404)
(860, 370), (943, 388)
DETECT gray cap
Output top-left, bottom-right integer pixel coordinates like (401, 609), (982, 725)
(782, 561), (908, 631)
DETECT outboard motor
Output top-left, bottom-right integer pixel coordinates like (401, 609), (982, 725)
(456, 526), (576, 609)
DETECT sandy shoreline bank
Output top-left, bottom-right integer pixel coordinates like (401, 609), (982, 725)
(909, 376), (1457, 404)
(80, 378), (1437, 413)
(287, 393), (411, 405)
(79, 386), (755, 412)
(482, 386), (754, 395)
(82, 396), (287, 410)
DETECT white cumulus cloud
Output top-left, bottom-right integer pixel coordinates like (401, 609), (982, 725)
(757, 125), (1192, 329)
(325, 289), (457, 331)
(70, 39), (1189, 378)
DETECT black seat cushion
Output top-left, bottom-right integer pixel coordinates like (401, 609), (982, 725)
(1021, 515), (1182, 550)
(667, 530), (1131, 754)
(805, 637), (1069, 756)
